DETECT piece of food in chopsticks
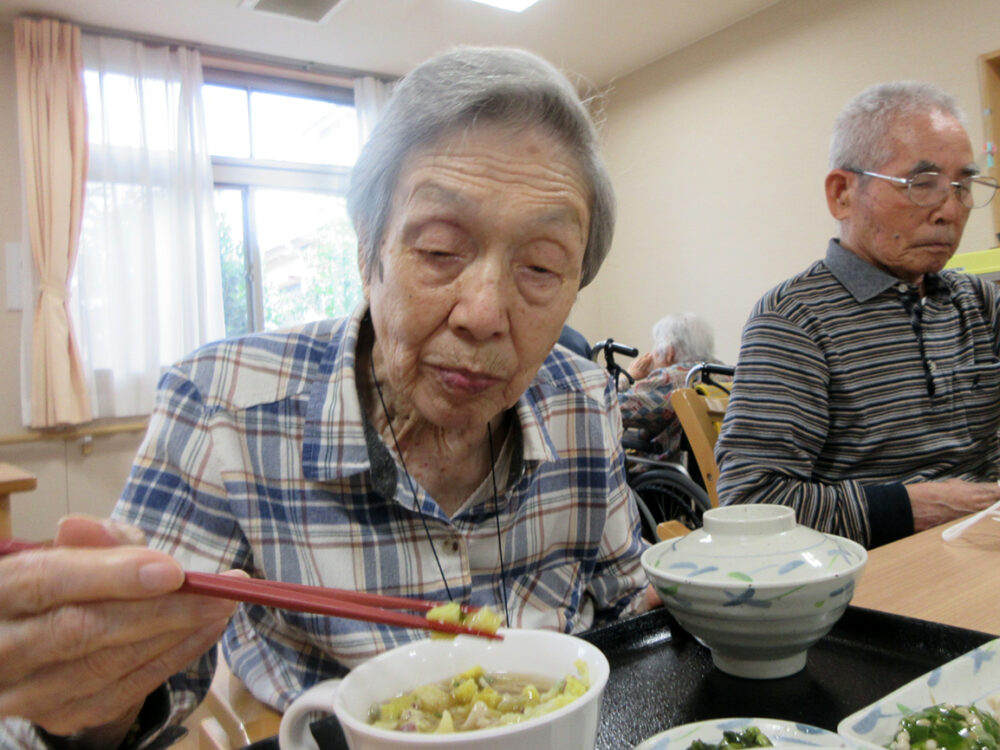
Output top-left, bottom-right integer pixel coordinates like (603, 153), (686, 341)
(686, 726), (773, 750)
(426, 602), (502, 639)
(367, 659), (591, 733)
(888, 703), (1000, 750)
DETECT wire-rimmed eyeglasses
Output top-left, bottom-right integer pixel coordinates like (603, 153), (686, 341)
(845, 168), (1000, 209)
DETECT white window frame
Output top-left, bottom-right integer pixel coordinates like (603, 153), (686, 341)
(202, 61), (356, 332)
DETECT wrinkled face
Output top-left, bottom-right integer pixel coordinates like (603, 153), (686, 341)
(364, 122), (590, 432)
(838, 110), (975, 283)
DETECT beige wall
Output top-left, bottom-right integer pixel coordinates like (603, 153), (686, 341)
(0, 22), (21, 432)
(2, 0), (1000, 536)
(0, 22), (143, 540)
(570, 0), (1000, 363)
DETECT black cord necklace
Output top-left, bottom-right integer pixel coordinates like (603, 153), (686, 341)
(486, 423), (510, 626)
(368, 351), (510, 626)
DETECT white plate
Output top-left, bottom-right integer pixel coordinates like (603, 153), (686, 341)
(633, 717), (852, 750)
(837, 637), (1000, 750)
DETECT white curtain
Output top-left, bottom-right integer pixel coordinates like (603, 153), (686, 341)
(353, 75), (392, 149)
(72, 34), (224, 417)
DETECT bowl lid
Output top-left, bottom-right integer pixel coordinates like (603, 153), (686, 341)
(642, 504), (867, 586)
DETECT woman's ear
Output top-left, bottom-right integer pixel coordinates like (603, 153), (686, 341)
(360, 268), (371, 300)
(825, 170), (853, 221)
(357, 244), (376, 299)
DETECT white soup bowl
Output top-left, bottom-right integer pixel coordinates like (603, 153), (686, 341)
(278, 628), (610, 750)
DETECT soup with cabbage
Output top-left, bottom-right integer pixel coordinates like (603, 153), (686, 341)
(367, 660), (590, 733)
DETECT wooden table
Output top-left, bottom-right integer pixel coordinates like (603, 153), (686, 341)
(851, 513), (1000, 636)
(0, 463), (37, 538)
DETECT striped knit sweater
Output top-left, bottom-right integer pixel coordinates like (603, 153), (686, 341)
(716, 240), (1000, 548)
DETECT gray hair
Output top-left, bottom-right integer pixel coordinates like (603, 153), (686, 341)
(347, 46), (615, 288)
(651, 313), (714, 363)
(829, 81), (966, 171)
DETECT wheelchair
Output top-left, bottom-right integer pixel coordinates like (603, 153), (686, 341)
(591, 338), (713, 542)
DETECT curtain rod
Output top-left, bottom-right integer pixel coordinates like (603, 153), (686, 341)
(17, 14), (396, 85)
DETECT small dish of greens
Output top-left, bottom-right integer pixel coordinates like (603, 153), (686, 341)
(633, 718), (851, 750)
(685, 725), (774, 750)
(838, 638), (1000, 750)
(887, 702), (999, 750)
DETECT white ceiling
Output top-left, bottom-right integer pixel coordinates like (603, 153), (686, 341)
(0, 0), (784, 85)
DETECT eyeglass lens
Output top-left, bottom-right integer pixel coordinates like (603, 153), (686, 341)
(908, 173), (999, 208)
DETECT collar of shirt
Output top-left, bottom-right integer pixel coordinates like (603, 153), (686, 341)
(301, 302), (559, 486)
(824, 238), (949, 302)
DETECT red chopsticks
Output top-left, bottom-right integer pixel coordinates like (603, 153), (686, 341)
(0, 538), (502, 640)
(180, 572), (502, 639)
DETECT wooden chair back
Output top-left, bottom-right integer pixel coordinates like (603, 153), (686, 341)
(186, 644), (282, 749)
(656, 520), (692, 540)
(0, 463), (37, 538)
(670, 385), (729, 507)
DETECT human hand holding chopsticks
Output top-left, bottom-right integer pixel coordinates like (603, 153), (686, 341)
(0, 516), (238, 747)
(0, 537), (503, 641)
(0, 517), (502, 745)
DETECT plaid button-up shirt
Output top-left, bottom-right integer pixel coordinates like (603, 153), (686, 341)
(104, 303), (646, 729)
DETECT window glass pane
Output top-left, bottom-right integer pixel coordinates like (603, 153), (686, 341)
(204, 84), (251, 159)
(76, 181), (146, 371)
(85, 70), (174, 150)
(214, 188), (252, 337)
(254, 188), (362, 329)
(83, 70), (107, 142)
(250, 91), (358, 166)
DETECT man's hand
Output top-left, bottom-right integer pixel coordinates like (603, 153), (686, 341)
(0, 516), (238, 746)
(905, 478), (1000, 531)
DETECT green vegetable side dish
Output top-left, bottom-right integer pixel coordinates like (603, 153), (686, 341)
(687, 726), (773, 750)
(889, 703), (1000, 750)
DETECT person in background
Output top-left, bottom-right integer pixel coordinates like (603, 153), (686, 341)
(0, 46), (654, 750)
(617, 312), (719, 459)
(716, 80), (1000, 549)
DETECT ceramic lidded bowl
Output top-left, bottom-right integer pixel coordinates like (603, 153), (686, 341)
(641, 504), (867, 679)
(278, 628), (610, 750)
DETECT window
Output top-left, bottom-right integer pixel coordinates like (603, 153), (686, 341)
(72, 37), (375, 420)
(202, 69), (364, 336)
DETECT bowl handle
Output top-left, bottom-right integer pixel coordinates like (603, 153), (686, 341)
(278, 678), (343, 750)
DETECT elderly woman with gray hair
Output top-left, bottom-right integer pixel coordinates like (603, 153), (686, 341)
(618, 313), (721, 458)
(0, 47), (651, 749)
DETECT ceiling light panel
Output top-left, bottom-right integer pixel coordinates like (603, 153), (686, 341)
(240, 0), (349, 24)
(466, 0), (543, 12)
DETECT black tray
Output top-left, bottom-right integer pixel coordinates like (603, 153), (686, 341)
(244, 605), (994, 750)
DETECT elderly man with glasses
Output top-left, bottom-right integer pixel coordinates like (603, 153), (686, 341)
(716, 81), (1000, 549)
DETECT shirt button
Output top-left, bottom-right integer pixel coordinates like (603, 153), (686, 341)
(928, 361), (937, 373)
(895, 283), (910, 292)
(442, 538), (461, 554)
